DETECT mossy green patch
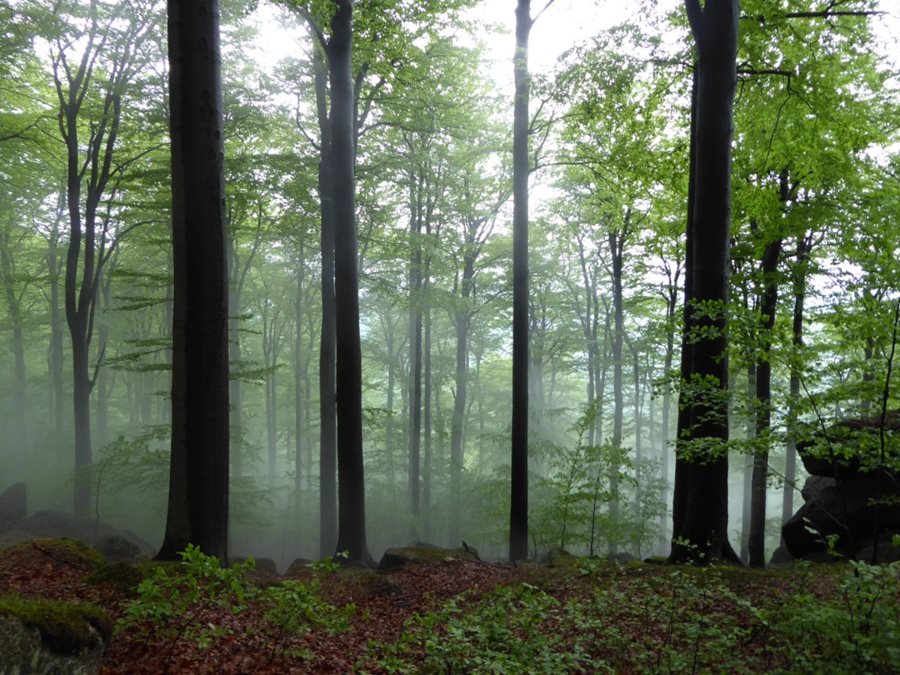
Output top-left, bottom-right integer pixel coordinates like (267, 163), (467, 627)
(85, 561), (149, 596)
(1, 538), (105, 570)
(0, 595), (112, 654)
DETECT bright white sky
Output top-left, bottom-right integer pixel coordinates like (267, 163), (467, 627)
(252, 1), (644, 88)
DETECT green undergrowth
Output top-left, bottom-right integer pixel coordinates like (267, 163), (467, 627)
(118, 545), (354, 664)
(365, 558), (900, 674)
(0, 595), (113, 653)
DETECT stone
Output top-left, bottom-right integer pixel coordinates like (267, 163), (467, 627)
(539, 548), (576, 567)
(0, 605), (107, 675)
(228, 555), (278, 575)
(378, 545), (479, 571)
(95, 534), (140, 561)
(0, 482), (26, 525)
(856, 532), (900, 564)
(782, 470), (900, 560)
(769, 545), (794, 565)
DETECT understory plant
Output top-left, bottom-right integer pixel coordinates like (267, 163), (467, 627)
(119, 545), (353, 665)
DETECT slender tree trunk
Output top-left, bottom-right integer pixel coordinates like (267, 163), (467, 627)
(329, 0), (370, 564)
(449, 308), (469, 546)
(294, 258), (305, 524)
(407, 175), (423, 534)
(659, 277), (678, 546)
(609, 228), (625, 554)
(782, 234), (810, 539)
(741, 362), (756, 562)
(423, 286), (433, 542)
(48, 215), (65, 450)
(510, 0), (532, 562)
(158, 0), (230, 561)
(227, 240), (244, 477)
(0, 224), (26, 450)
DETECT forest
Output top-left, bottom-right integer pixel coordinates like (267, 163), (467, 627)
(0, 0), (899, 672)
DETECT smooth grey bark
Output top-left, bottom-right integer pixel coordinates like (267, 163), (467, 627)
(158, 0), (230, 562)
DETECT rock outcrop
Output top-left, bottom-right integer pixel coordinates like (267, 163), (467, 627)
(0, 599), (110, 675)
(780, 413), (900, 563)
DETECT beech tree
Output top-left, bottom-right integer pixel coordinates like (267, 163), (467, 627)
(669, 0), (739, 564)
(158, 0), (230, 561)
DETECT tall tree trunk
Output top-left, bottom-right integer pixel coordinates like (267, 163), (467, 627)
(609, 228), (625, 554)
(0, 224), (26, 451)
(741, 362), (756, 562)
(749, 236), (781, 567)
(659, 273), (678, 546)
(423, 283), (433, 542)
(48, 210), (66, 450)
(227, 241), (244, 477)
(294, 257), (305, 524)
(95, 267), (113, 449)
(782, 233), (811, 539)
(313, 37), (338, 560)
(449, 307), (469, 546)
(510, 0), (532, 562)
(670, 0), (739, 563)
(158, 0), (230, 562)
(407, 174), (423, 534)
(329, 0), (370, 564)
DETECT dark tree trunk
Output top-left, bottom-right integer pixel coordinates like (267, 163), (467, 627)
(294, 252), (306, 524)
(670, 0), (739, 563)
(422, 279), (433, 541)
(782, 233), (811, 537)
(0, 224), (26, 450)
(227, 244), (244, 478)
(449, 295), (470, 546)
(749, 235), (782, 567)
(48, 210), (66, 449)
(407, 173), (424, 533)
(510, 0), (531, 563)
(609, 227), (625, 553)
(659, 266), (679, 545)
(329, 0), (370, 564)
(158, 0), (230, 562)
(741, 362), (755, 562)
(313, 38), (338, 559)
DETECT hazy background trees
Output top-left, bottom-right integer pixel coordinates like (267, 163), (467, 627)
(0, 0), (897, 567)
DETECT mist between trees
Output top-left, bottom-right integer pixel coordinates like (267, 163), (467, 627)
(0, 0), (897, 570)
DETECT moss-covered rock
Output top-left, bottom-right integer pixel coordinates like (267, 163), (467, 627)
(378, 545), (479, 571)
(0, 595), (112, 653)
(0, 596), (110, 674)
(85, 561), (148, 597)
(0, 538), (105, 571)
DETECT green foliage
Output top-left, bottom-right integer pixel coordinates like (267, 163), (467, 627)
(119, 545), (256, 649)
(373, 583), (595, 674)
(120, 545), (353, 661)
(761, 561), (900, 674)
(263, 578), (354, 661)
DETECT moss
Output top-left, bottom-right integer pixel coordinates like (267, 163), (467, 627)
(1, 538), (105, 570)
(85, 561), (148, 597)
(0, 595), (112, 654)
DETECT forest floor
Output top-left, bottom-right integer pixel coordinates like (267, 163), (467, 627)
(0, 538), (897, 674)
